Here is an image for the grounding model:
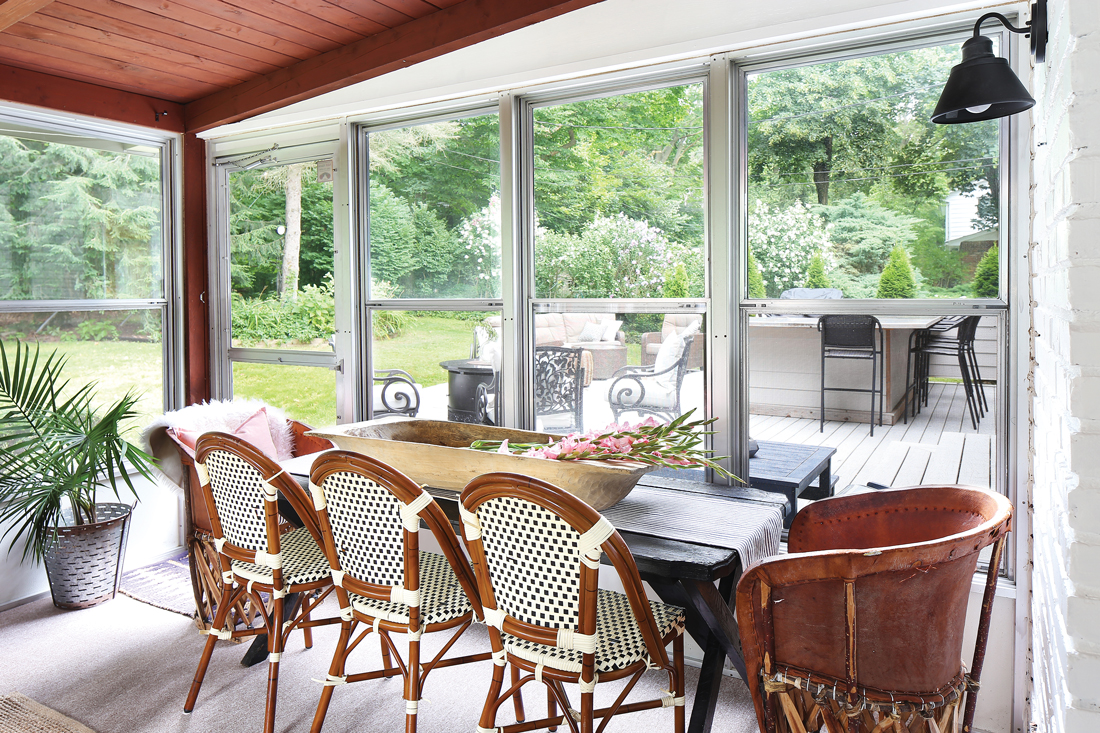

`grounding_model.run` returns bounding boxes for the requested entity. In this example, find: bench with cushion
[485,313,627,380]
